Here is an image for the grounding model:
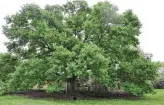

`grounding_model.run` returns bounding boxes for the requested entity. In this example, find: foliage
[156,72,164,82]
[0,81,6,95]
[7,58,47,92]
[120,59,159,96]
[0,53,18,94]
[1,1,158,96]
[0,53,18,82]
[154,62,164,89]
